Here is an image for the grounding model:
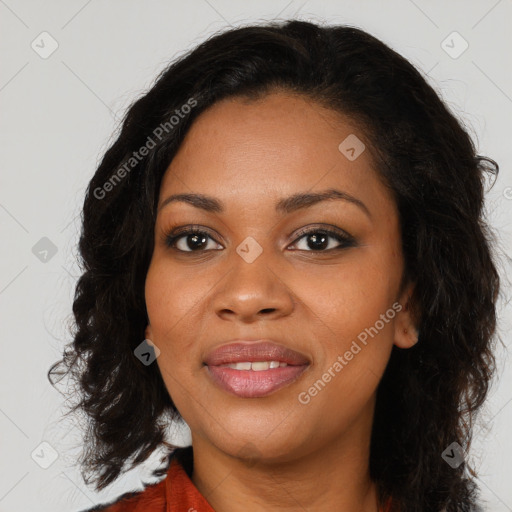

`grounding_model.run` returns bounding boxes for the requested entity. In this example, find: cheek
[297,276,395,430]
[145,260,212,346]
[144,262,203,408]
[298,254,399,343]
